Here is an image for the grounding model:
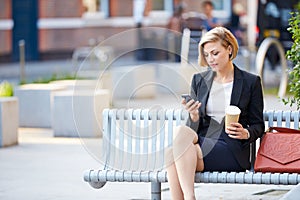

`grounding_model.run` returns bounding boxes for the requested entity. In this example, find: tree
[283,3,300,110]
